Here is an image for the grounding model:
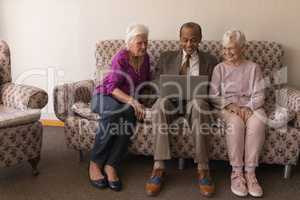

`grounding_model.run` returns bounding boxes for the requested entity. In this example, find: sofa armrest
[277,86,300,128]
[278,86,300,112]
[53,80,94,122]
[294,113,300,128]
[1,83,48,110]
